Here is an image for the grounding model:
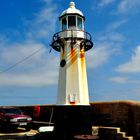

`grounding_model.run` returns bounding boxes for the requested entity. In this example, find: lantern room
[59,2,85,39]
[59,2,85,31]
